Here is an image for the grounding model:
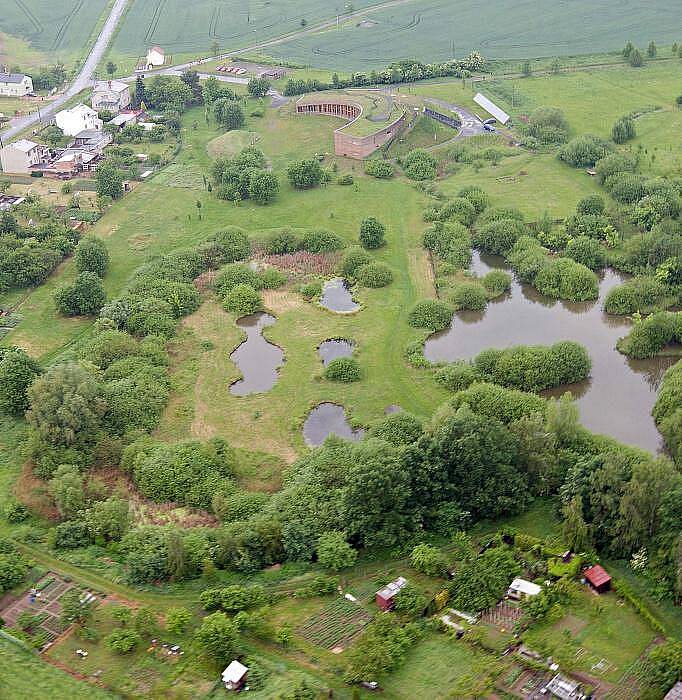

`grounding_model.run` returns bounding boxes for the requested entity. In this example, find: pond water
[424,252,677,453]
[303,402,365,447]
[229,312,284,396]
[320,278,360,313]
[384,404,402,414]
[318,339,355,366]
